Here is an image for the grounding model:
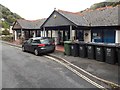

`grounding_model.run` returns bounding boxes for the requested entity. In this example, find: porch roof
[12,18,46,30]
